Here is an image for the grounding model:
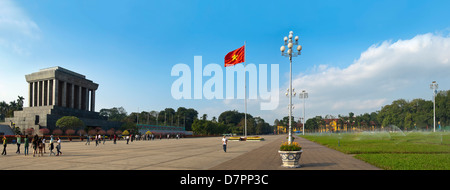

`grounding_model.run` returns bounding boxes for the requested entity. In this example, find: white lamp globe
[288,42,293,49]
